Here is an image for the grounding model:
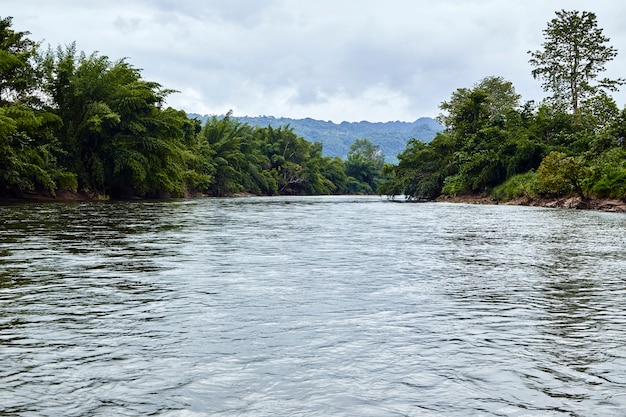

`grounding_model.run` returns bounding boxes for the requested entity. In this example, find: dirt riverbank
[0,190,102,203]
[3,191,626,213]
[436,194,626,213]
